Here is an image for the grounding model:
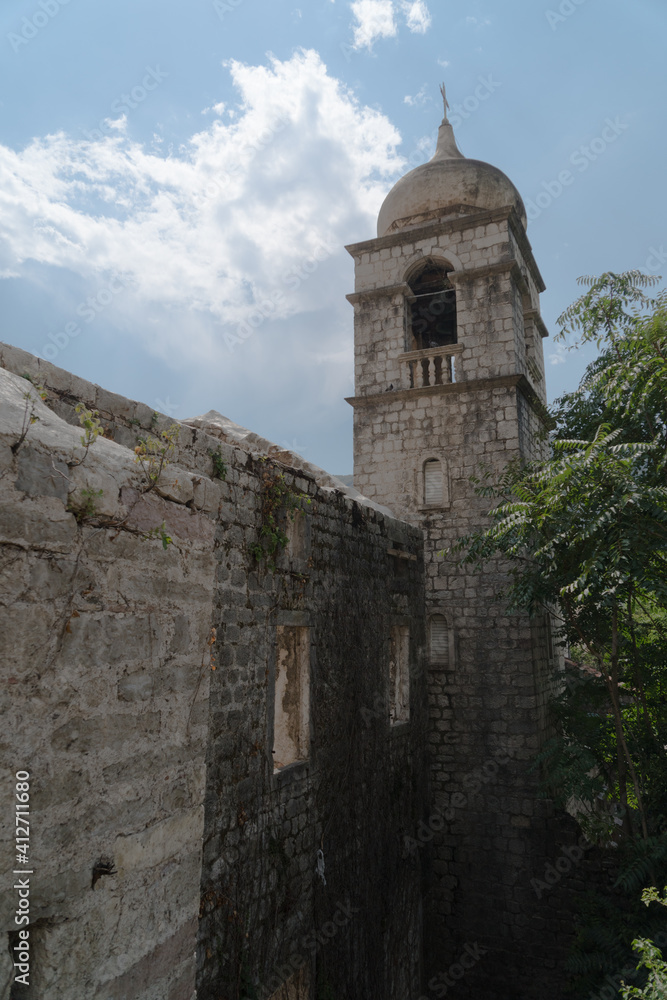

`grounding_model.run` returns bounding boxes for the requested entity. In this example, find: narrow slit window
[424,459,444,507]
[273,626,310,771]
[389,625,410,725]
[429,615,449,665]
